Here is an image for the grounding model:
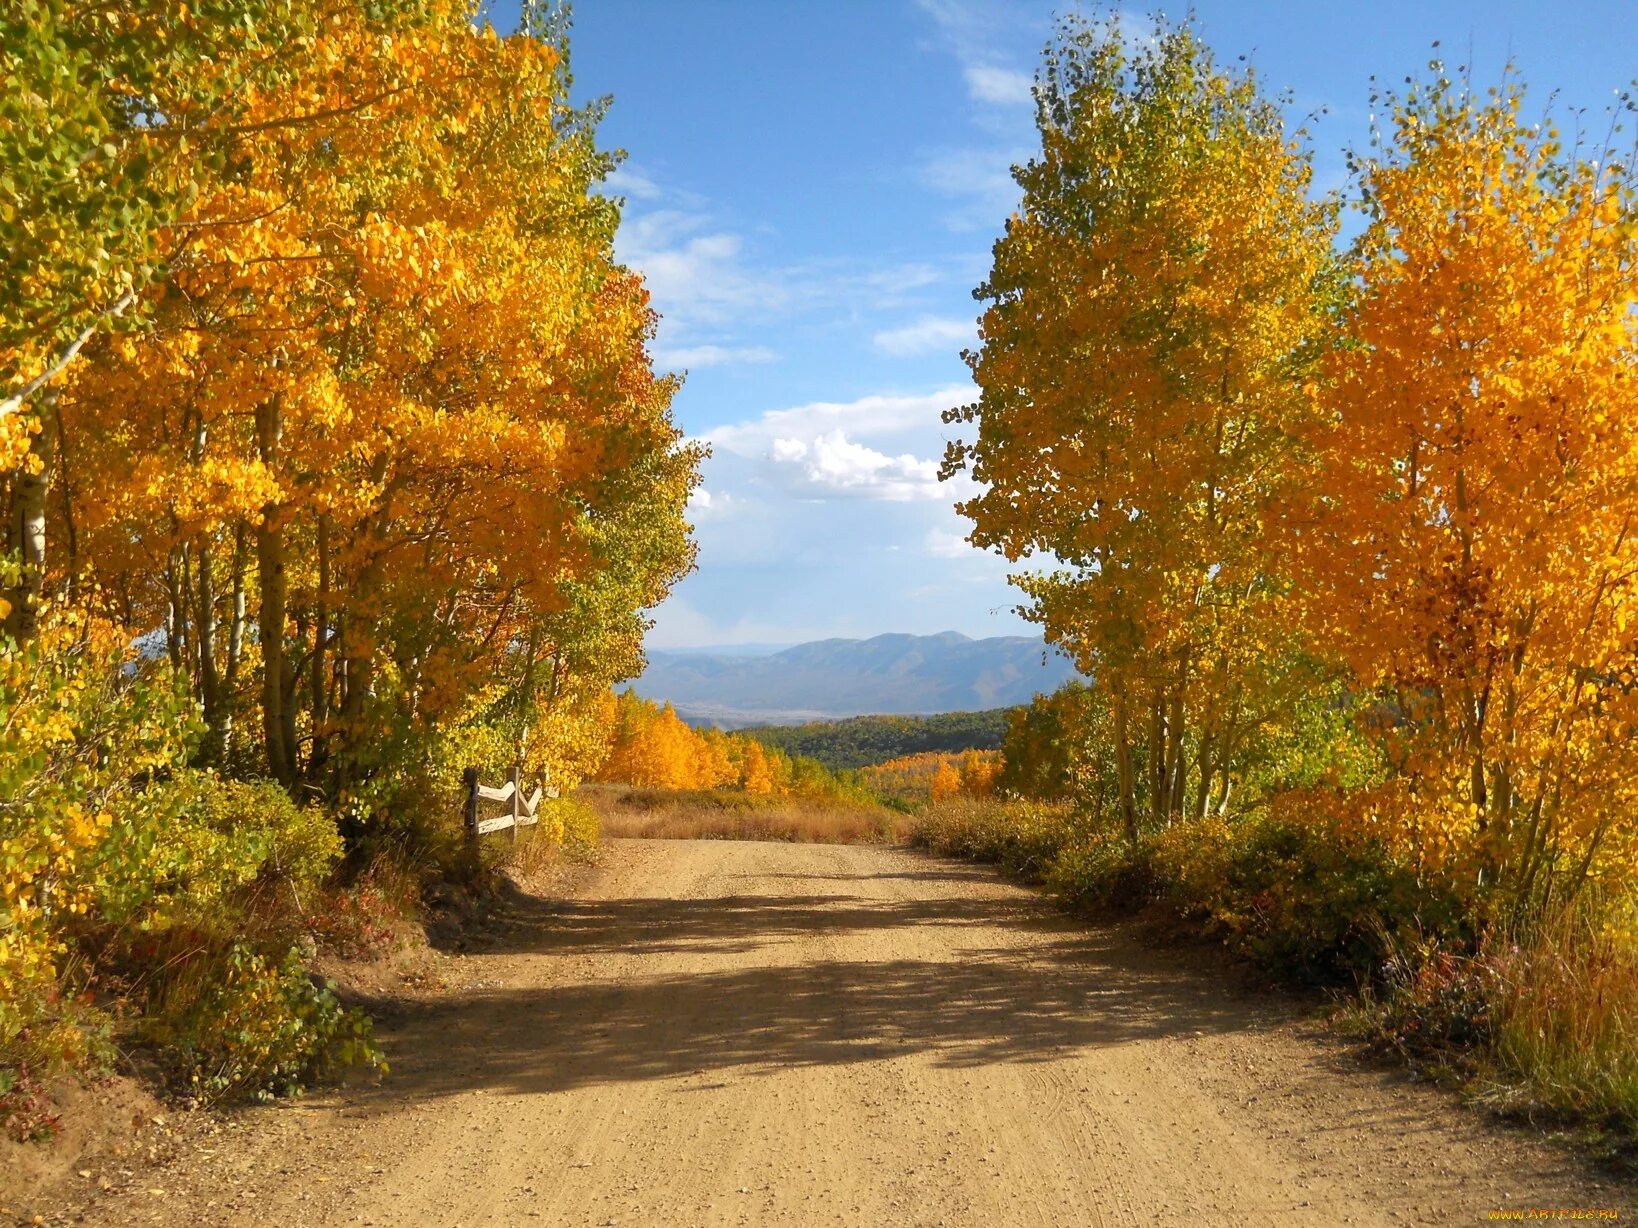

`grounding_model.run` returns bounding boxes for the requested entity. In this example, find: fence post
[462,766,480,868]
[507,760,522,844]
